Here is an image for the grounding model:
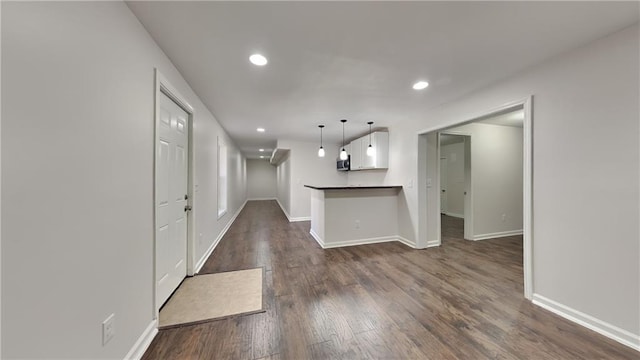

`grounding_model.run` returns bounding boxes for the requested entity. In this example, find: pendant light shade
[366,121,375,157]
[317,125,325,157]
[340,119,348,160]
